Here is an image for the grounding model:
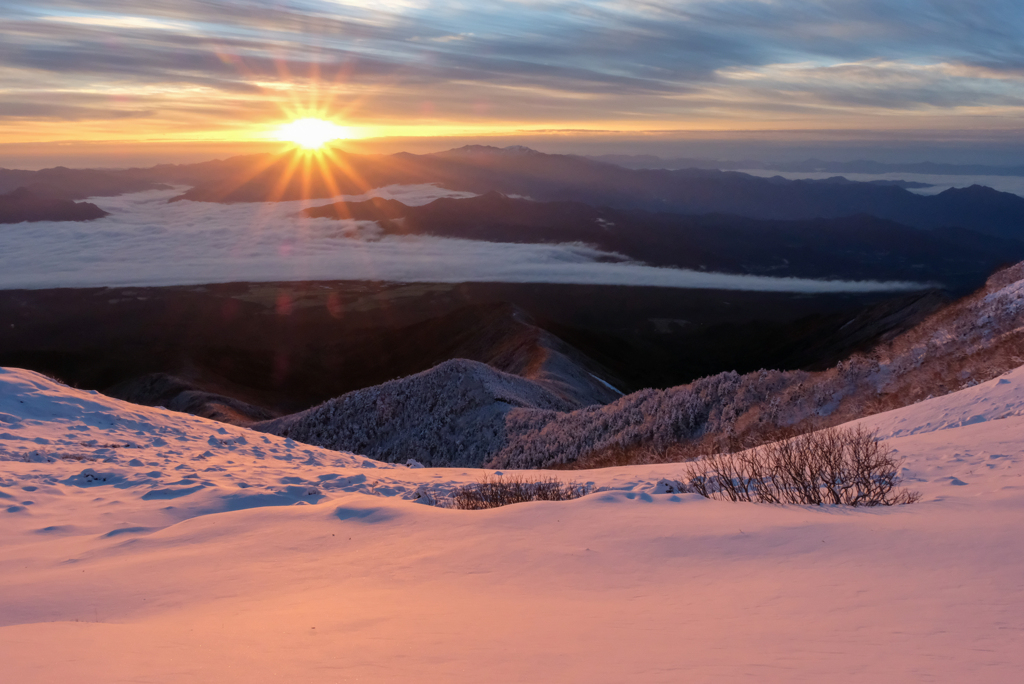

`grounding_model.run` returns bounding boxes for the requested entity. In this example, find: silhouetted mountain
[767,158,1024,177]
[0,167,168,200]
[0,187,109,223]
[166,146,1024,240]
[2,281,939,427]
[304,192,1024,291]
[587,154,1024,177]
[8,148,1024,239]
